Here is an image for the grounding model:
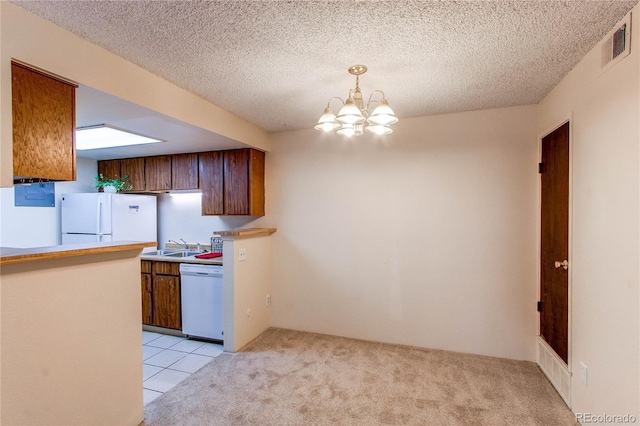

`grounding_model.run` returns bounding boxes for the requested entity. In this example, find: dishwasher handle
[179,263,223,276]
